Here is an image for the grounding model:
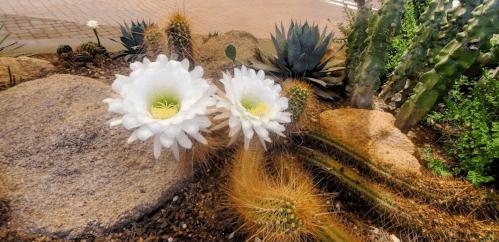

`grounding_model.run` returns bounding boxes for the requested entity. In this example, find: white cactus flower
[103,55,217,160]
[86,20,99,29]
[212,66,291,150]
